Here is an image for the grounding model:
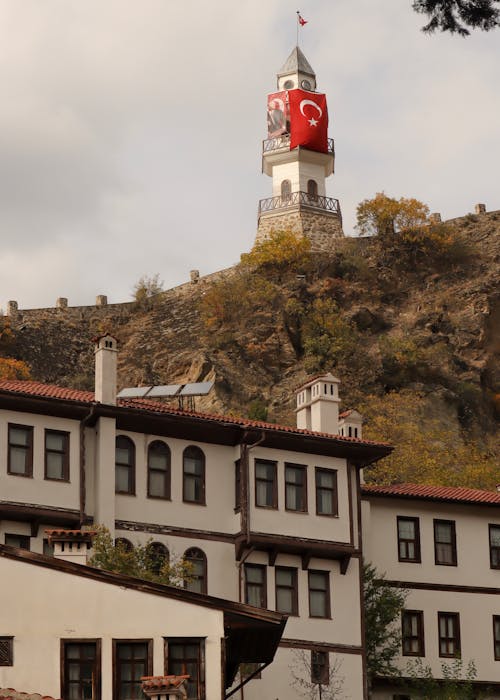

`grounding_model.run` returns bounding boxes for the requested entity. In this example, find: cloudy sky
[1,1,499,310]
